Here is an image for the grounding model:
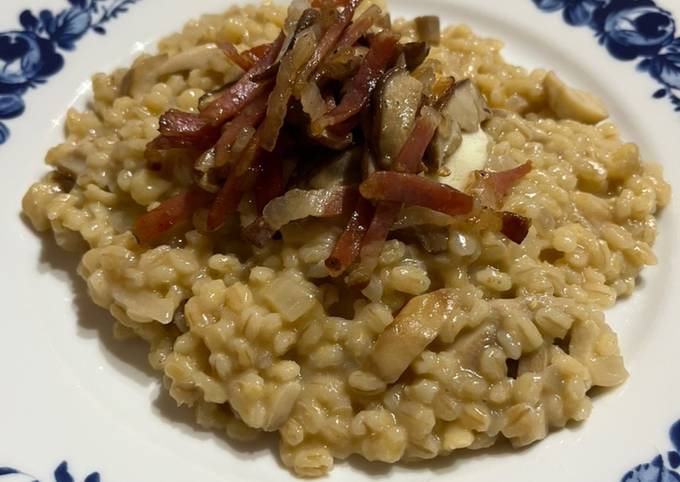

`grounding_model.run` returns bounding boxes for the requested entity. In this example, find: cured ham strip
[214,91,269,167]
[360,171,475,217]
[199,33,285,125]
[336,4,382,49]
[133,188,212,245]
[470,161,532,208]
[295,0,361,90]
[392,106,441,173]
[325,196,374,277]
[312,31,399,133]
[207,134,263,230]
